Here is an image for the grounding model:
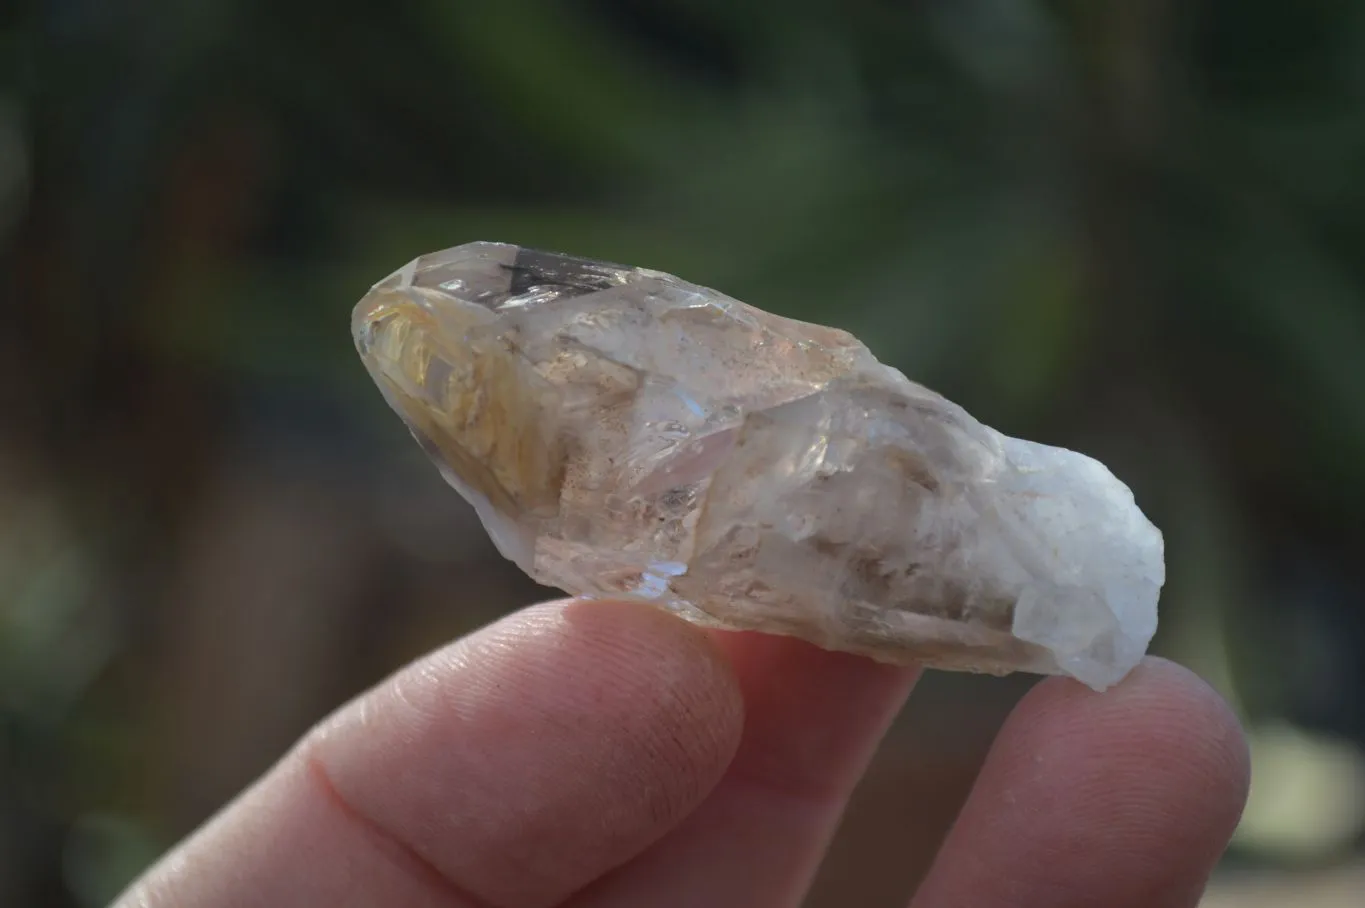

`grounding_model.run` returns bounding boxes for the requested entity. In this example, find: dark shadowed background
[5,1,1365,905]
